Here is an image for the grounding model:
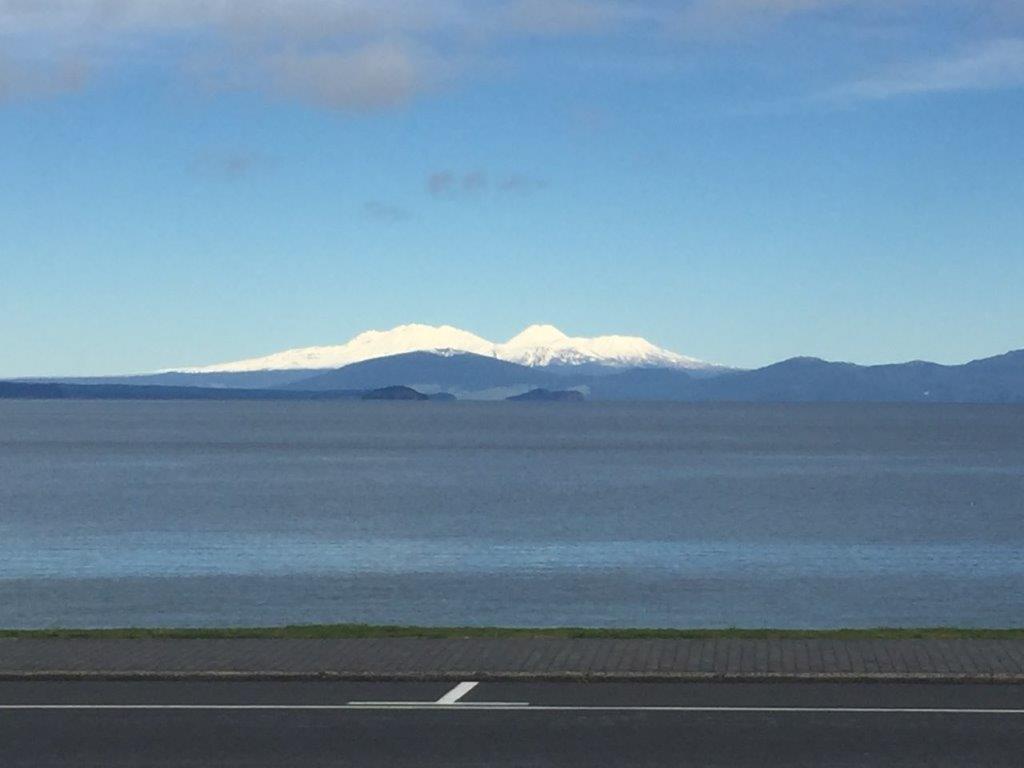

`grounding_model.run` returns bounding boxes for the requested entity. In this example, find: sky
[1,0,1023,376]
